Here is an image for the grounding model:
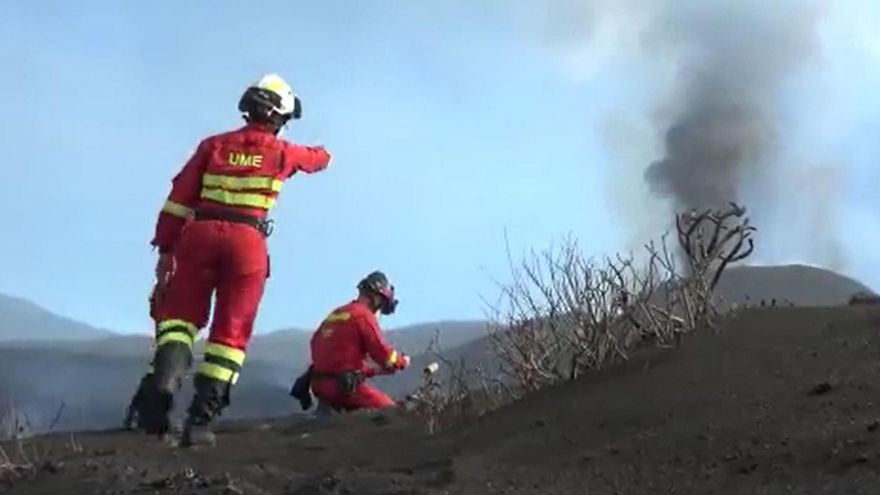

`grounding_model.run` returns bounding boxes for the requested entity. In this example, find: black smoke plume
[641,0,821,213]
